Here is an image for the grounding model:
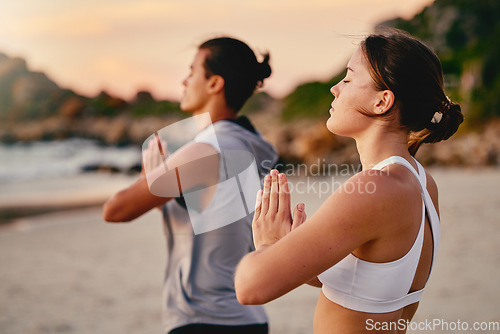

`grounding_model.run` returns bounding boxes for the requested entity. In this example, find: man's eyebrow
[346,66,354,72]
